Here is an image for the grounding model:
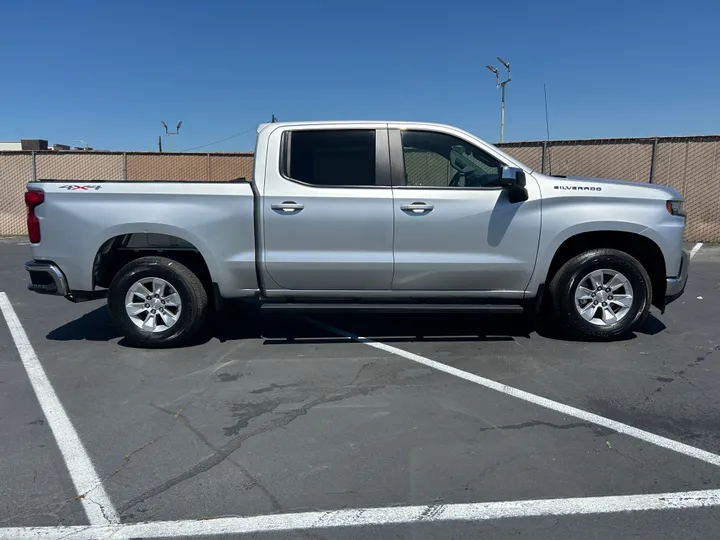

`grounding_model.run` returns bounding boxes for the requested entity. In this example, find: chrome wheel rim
[124,277,182,333]
[574,269,634,326]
